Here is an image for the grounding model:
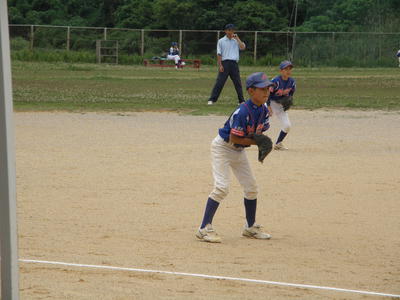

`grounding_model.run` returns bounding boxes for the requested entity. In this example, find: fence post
[66,26,70,51]
[179,30,182,55]
[331,32,335,60]
[103,27,107,40]
[30,25,34,50]
[254,31,258,64]
[141,29,144,56]
[0,1,20,299]
[217,31,220,42]
[291,31,297,61]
